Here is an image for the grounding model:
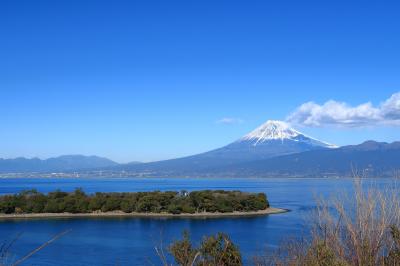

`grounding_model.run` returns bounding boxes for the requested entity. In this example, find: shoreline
[0,207,288,220]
